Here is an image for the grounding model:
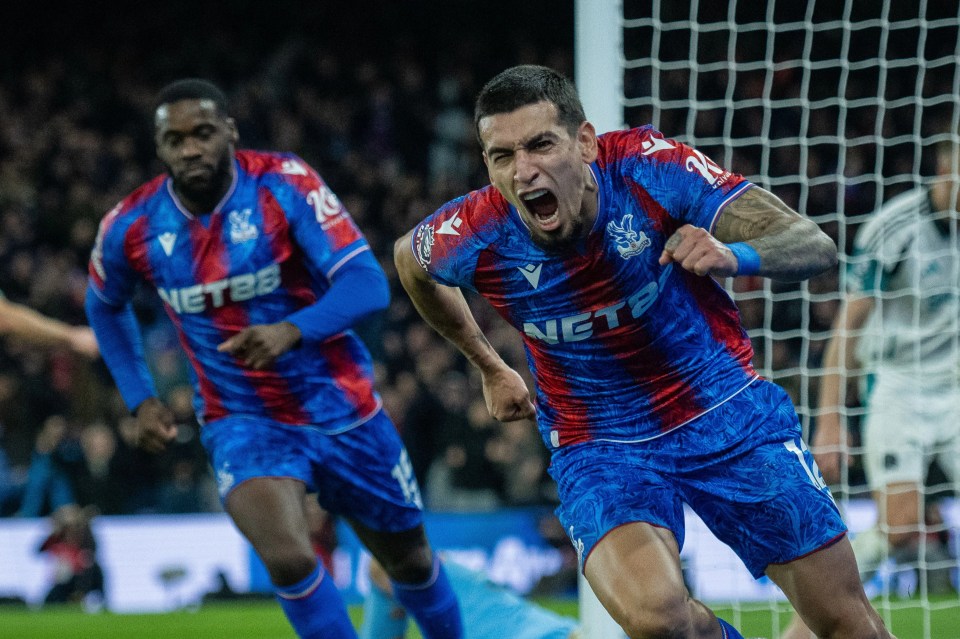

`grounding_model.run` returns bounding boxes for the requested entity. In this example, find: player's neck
[581,164,600,231]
